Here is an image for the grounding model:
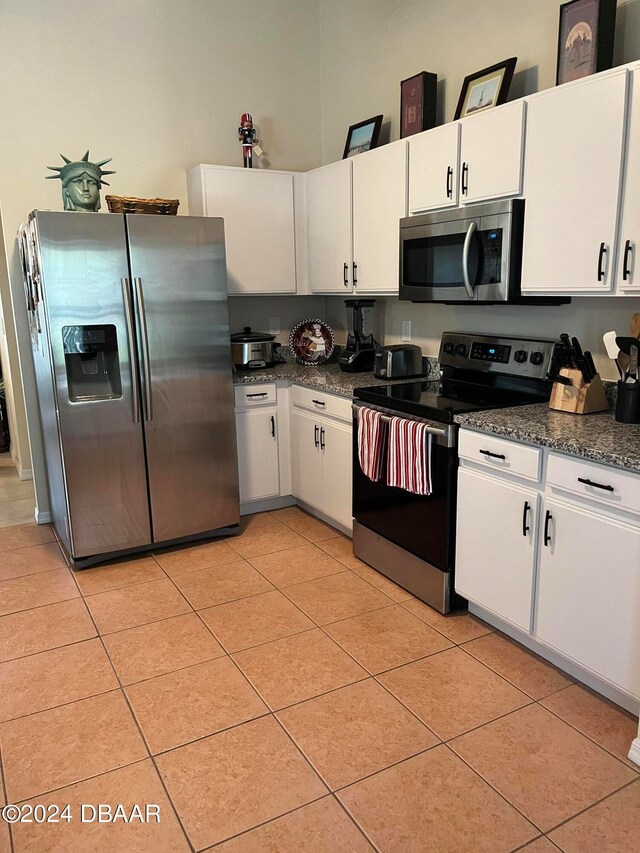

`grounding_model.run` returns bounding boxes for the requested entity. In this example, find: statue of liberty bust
[46,151,115,212]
